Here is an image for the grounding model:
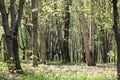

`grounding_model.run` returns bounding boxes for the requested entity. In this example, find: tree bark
[0,0,25,73]
[79,1,95,66]
[39,0,46,64]
[32,0,38,67]
[62,0,71,63]
[2,34,8,61]
[89,0,96,65]
[112,0,120,79]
